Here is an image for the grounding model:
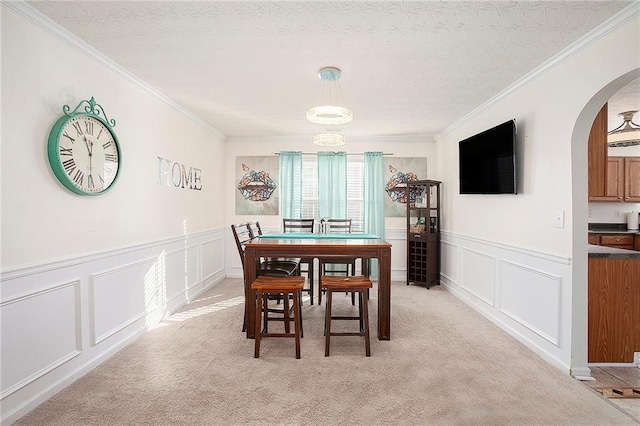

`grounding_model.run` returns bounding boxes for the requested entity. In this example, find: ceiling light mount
[608,110,640,147]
